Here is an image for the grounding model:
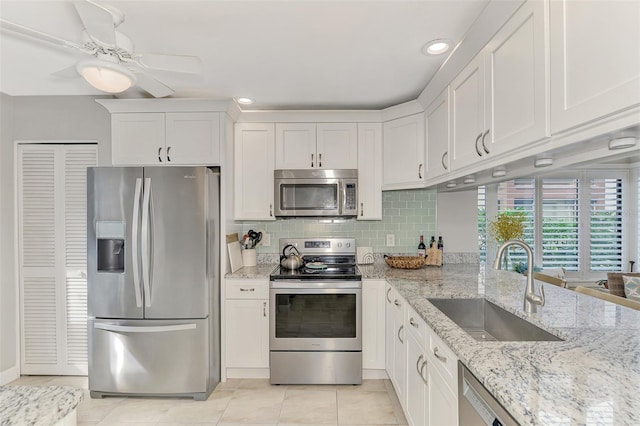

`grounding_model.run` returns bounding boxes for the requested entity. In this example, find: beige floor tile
[99,399,190,423]
[279,390,338,424]
[336,380,386,392]
[278,424,338,426]
[47,375,89,388]
[215,379,243,391]
[155,391,233,423]
[8,375,53,386]
[383,382,407,425]
[285,384,337,392]
[216,423,277,426]
[337,390,398,425]
[77,394,125,423]
[219,388,285,423]
[237,379,275,390]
